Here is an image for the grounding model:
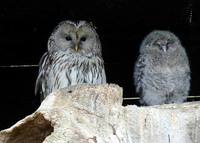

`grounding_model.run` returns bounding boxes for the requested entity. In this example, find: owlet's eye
[167,40,174,47]
[153,41,160,47]
[65,35,72,41]
[80,37,86,42]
